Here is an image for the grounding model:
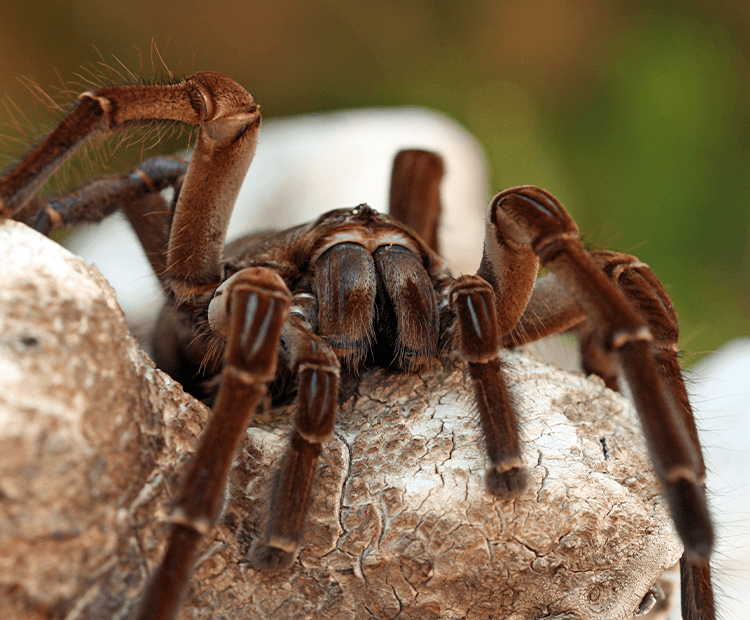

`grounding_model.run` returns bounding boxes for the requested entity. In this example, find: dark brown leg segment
[132,268,290,620]
[251,298,340,571]
[388,149,444,253]
[681,555,715,620]
[450,275,527,497]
